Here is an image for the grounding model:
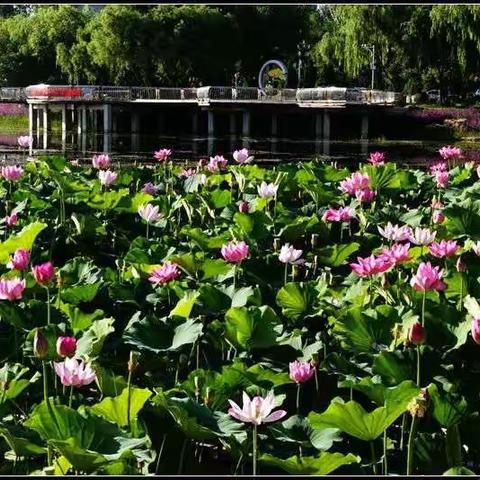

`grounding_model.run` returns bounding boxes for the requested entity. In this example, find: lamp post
[362,44,376,90]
